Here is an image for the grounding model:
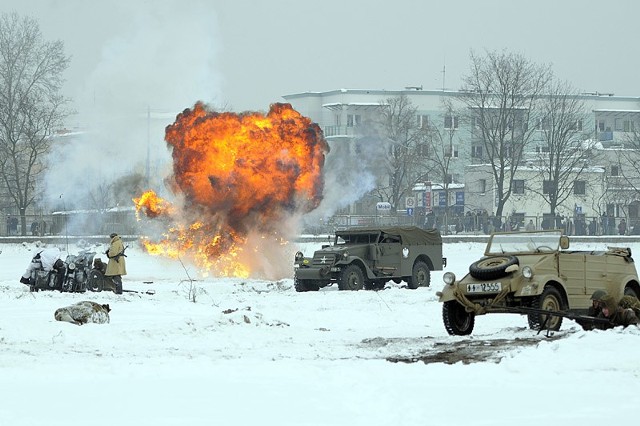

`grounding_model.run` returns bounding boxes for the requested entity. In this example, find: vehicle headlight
[68,262,76,270]
[522,266,533,279]
[295,251,304,261]
[443,272,456,285]
[343,251,349,259]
